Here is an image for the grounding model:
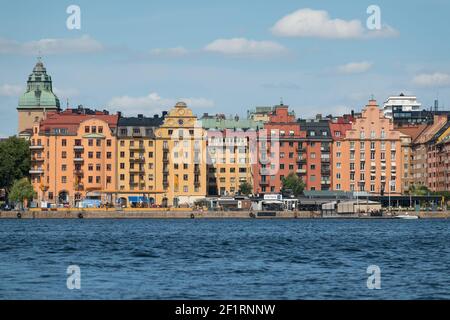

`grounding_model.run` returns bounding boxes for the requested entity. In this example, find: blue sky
[1,0,450,136]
